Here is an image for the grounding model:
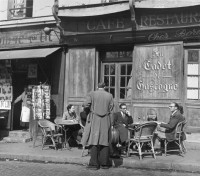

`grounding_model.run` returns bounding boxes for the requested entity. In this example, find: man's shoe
[101,165,110,169]
[86,165,99,170]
